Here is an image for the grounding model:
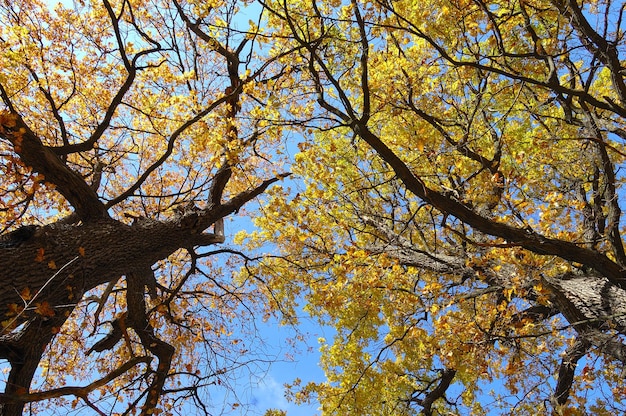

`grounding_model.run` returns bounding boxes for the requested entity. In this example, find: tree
[0,1,292,415]
[247,0,626,414]
[5,0,626,414]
